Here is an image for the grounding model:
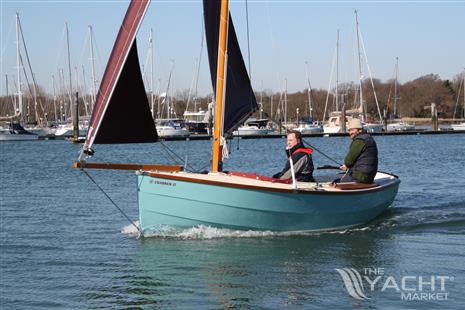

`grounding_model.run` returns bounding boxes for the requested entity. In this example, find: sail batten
[203,0,258,135]
[84,0,156,150]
